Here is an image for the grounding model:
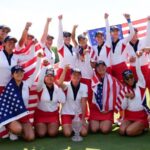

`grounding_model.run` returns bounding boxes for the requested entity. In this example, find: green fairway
[0,128,150,150]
